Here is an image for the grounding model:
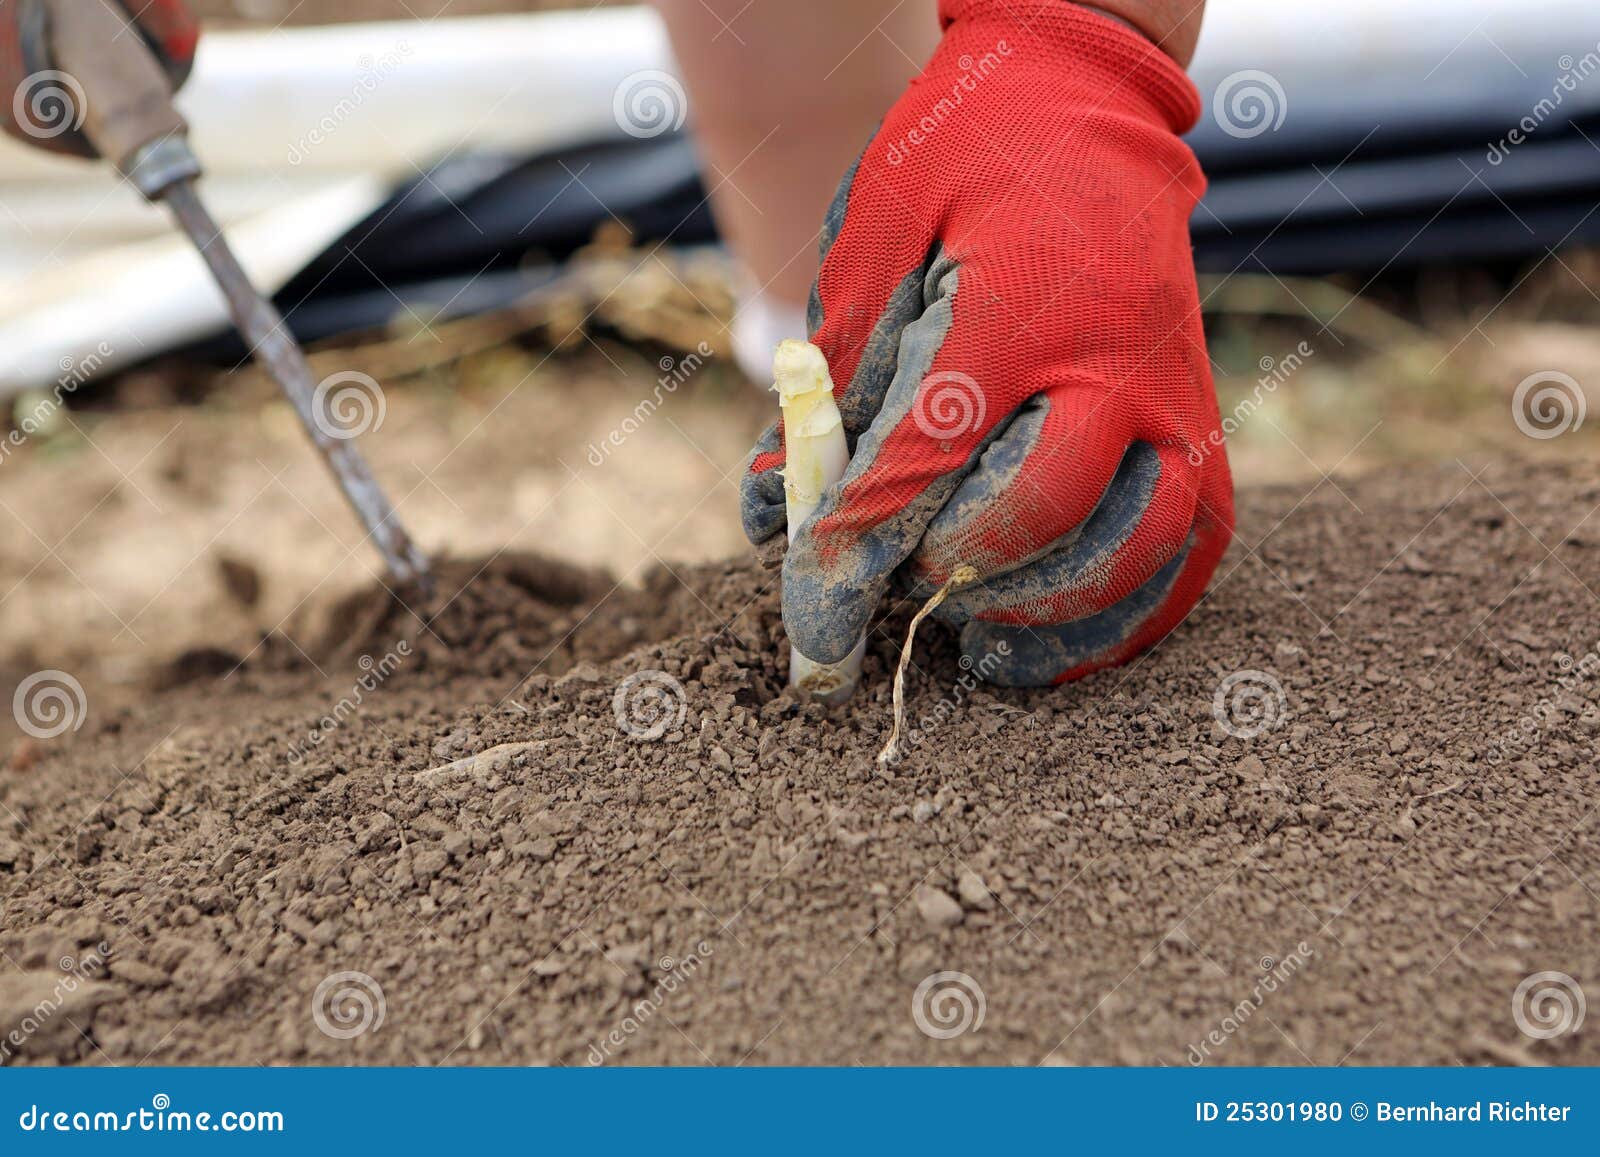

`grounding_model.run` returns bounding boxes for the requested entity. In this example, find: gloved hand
[741,0,1233,687]
[0,0,198,156]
